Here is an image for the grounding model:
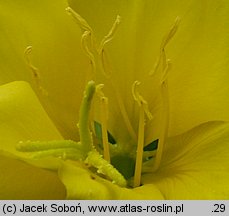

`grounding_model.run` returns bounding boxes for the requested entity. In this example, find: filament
[132,81,153,187]
[152,60,170,171]
[133,103,145,187]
